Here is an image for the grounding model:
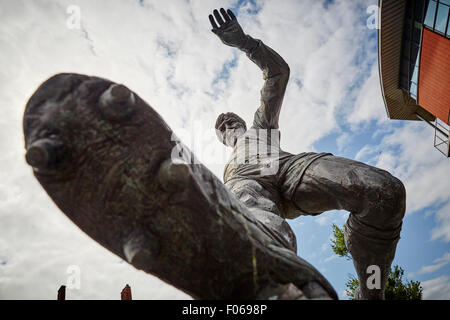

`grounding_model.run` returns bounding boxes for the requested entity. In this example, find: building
[378,0,450,157]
